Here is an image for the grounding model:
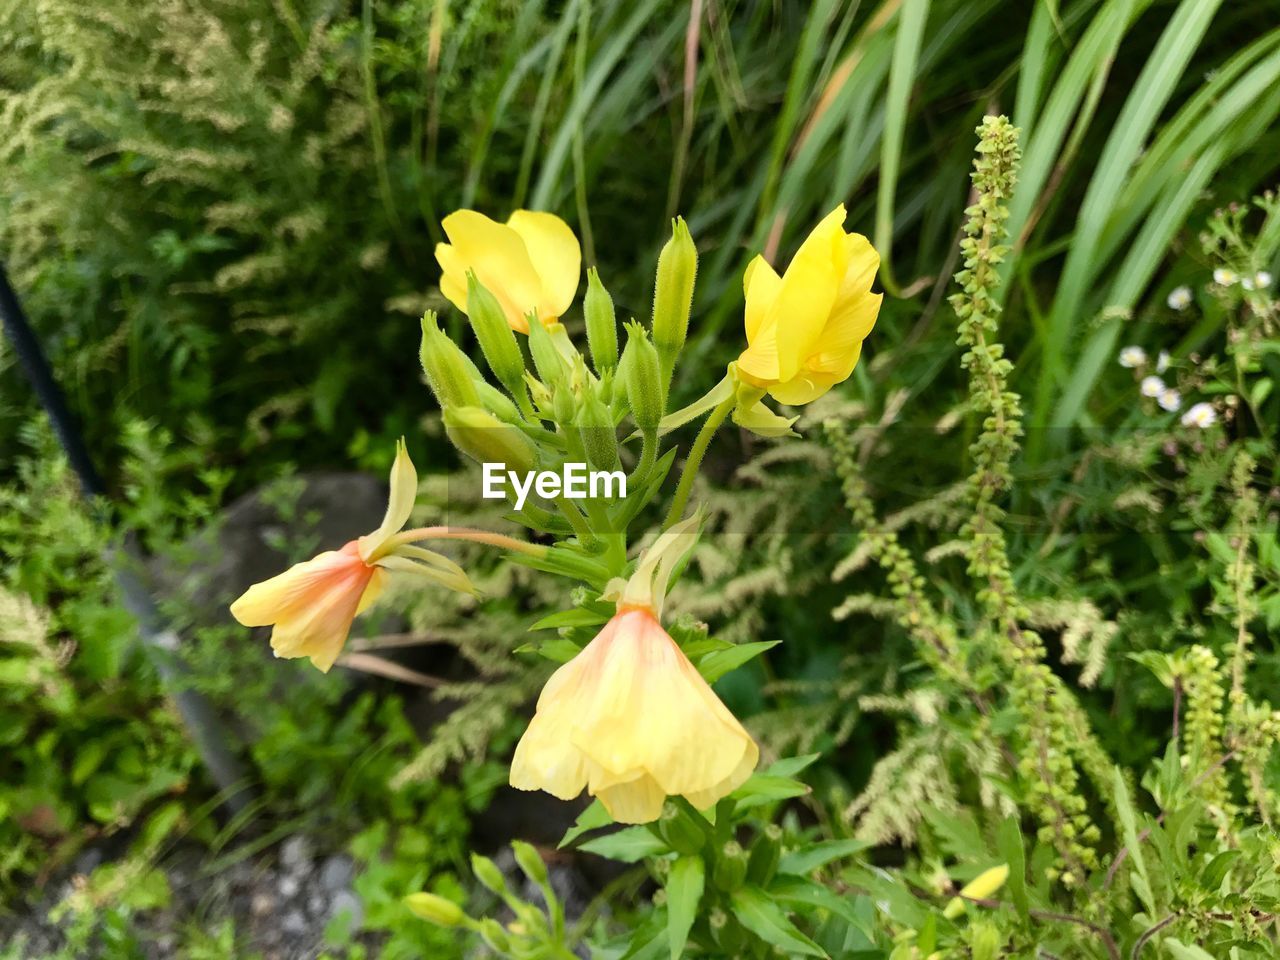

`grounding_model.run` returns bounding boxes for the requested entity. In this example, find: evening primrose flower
[1140,376,1165,399]
[1182,402,1217,428]
[435,210,581,334]
[1159,388,1181,412]
[510,516,758,823]
[230,441,476,672]
[1166,286,1192,311]
[735,205,882,405]
[1118,346,1146,368]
